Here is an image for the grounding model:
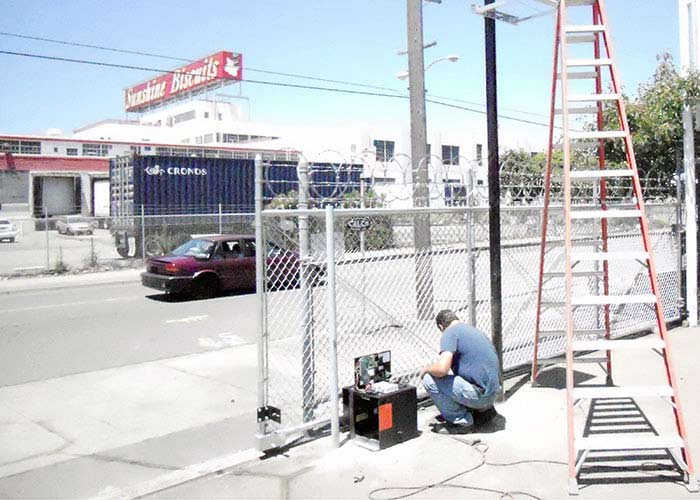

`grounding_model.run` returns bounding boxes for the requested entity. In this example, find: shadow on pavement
[145,288,255,303]
[532,366,596,389]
